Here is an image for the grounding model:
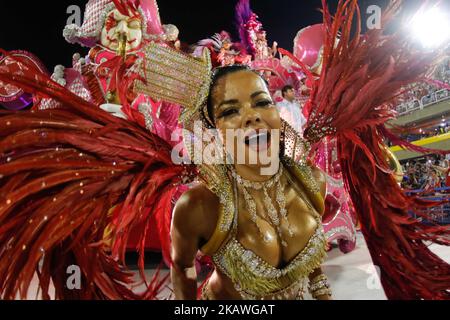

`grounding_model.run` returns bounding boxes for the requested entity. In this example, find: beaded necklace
[230,165,294,247]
